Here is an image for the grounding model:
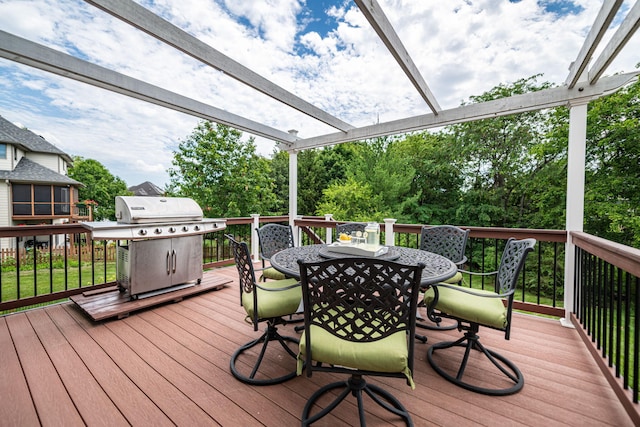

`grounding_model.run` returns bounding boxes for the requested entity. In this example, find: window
[0,144,6,159]
[54,187,70,214]
[34,185,51,202]
[12,184,31,202]
[12,184,72,217]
